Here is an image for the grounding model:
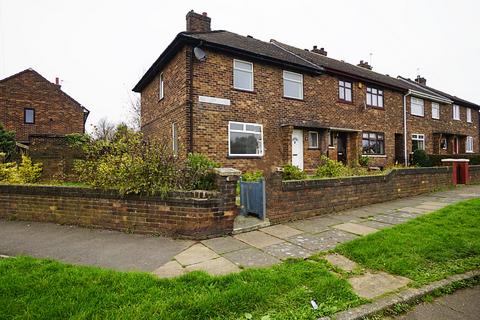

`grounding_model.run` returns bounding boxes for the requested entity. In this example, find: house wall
[140,47,189,155]
[0,70,85,142]
[190,49,405,172]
